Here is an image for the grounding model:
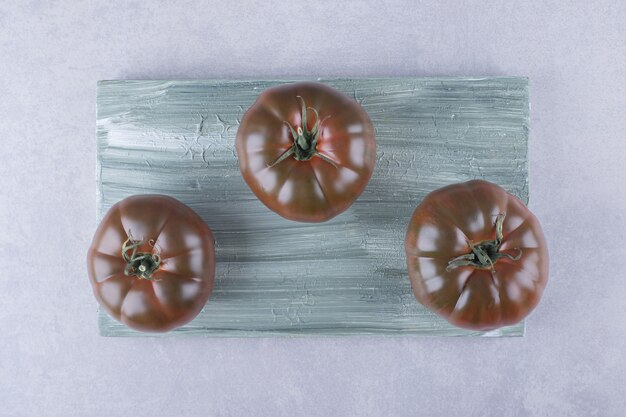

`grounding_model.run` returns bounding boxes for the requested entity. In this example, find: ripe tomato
[404,180,549,330]
[236,82,376,222]
[87,195,215,332]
